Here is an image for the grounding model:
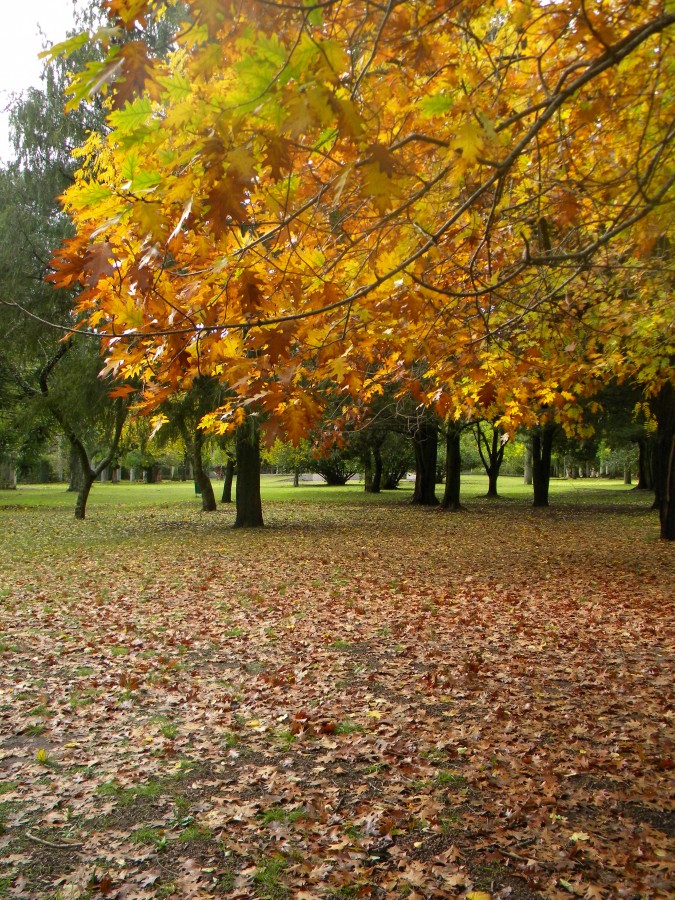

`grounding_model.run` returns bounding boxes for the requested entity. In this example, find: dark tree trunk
[293,467,300,488]
[363,449,373,492]
[234,422,264,528]
[532,424,556,507]
[222,457,235,502]
[441,426,462,510]
[193,428,217,511]
[623,462,632,485]
[523,443,533,485]
[636,437,655,491]
[652,382,675,540]
[372,443,382,493]
[74,471,95,520]
[487,466,499,498]
[475,424,506,498]
[67,444,83,492]
[322,469,349,486]
[364,440,383,494]
[382,472,402,490]
[70,408,125,520]
[411,418,439,506]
